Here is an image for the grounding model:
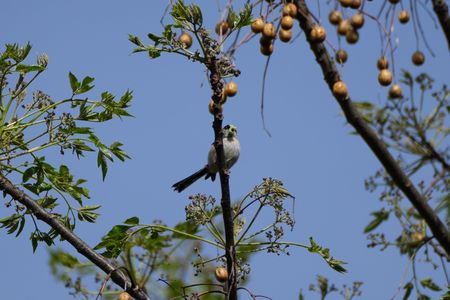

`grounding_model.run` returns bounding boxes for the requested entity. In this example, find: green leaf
[236,3,252,28]
[97,151,108,180]
[50,250,79,268]
[0,214,23,235]
[147,33,163,44]
[30,231,54,252]
[171,0,202,26]
[162,24,174,41]
[124,217,139,225]
[308,237,347,273]
[400,69,414,86]
[131,46,148,54]
[109,141,130,161]
[22,166,38,183]
[16,64,45,73]
[76,76,95,94]
[439,290,450,300]
[421,278,442,292]
[68,72,80,93]
[173,220,199,238]
[128,34,145,47]
[37,196,58,210]
[16,217,26,237]
[353,101,376,111]
[148,46,162,59]
[403,282,413,300]
[227,7,237,29]
[77,205,101,223]
[94,223,134,258]
[364,209,389,233]
[31,234,38,252]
